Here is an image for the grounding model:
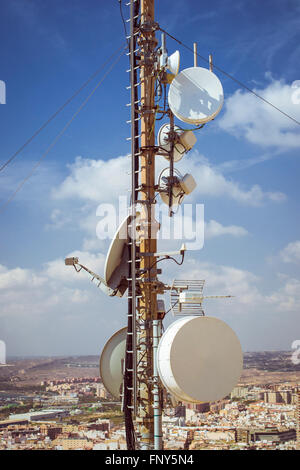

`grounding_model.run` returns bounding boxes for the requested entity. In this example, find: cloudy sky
[0,0,300,356]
